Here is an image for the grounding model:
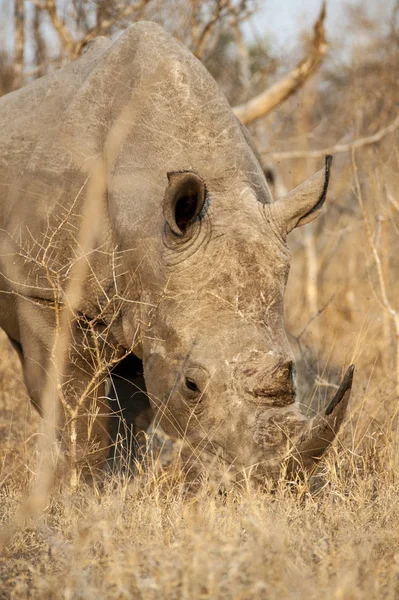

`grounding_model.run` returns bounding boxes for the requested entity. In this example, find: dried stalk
[303,224,319,339]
